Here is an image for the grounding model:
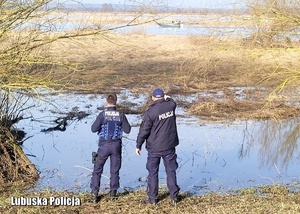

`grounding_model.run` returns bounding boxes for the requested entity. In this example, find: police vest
[98,110,123,141]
